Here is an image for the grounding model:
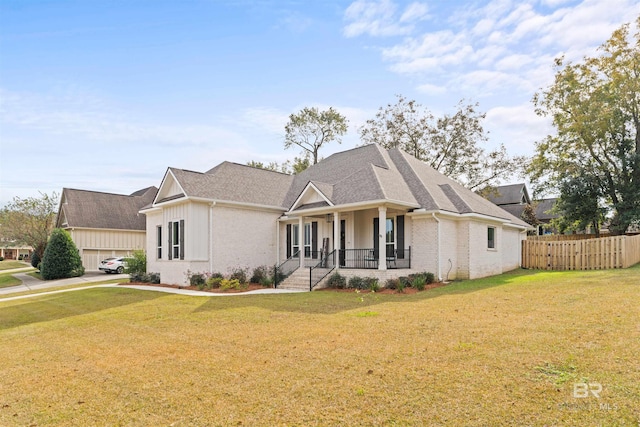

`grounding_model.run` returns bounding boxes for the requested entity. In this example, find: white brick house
[141,144,530,286]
